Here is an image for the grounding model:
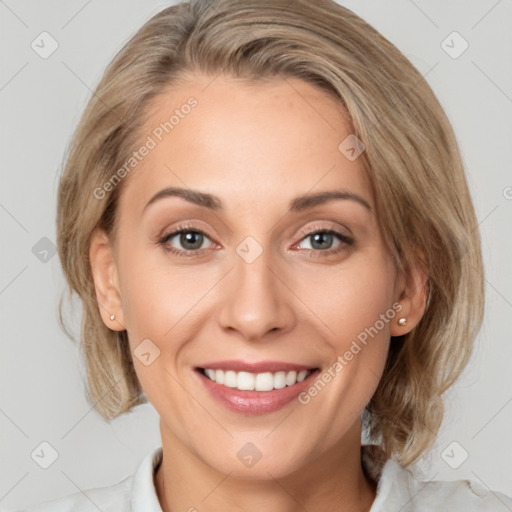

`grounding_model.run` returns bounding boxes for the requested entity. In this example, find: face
[93,73,413,479]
